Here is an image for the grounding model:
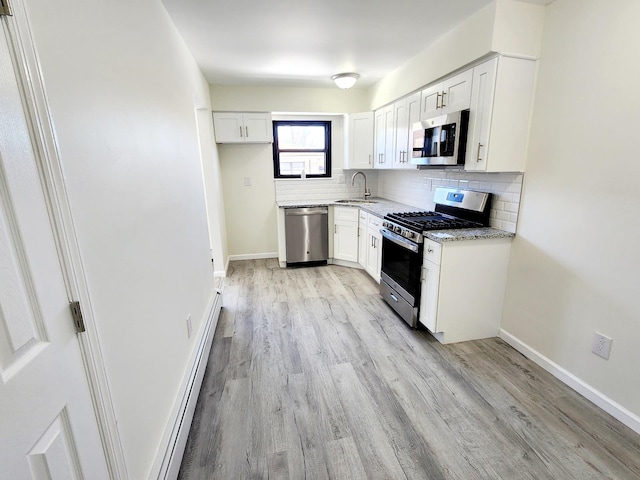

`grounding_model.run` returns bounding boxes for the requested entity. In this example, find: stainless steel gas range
[379,188,492,327]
